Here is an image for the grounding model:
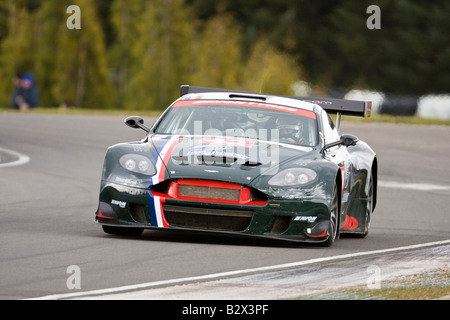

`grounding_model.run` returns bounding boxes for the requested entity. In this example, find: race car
[95,85,377,246]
